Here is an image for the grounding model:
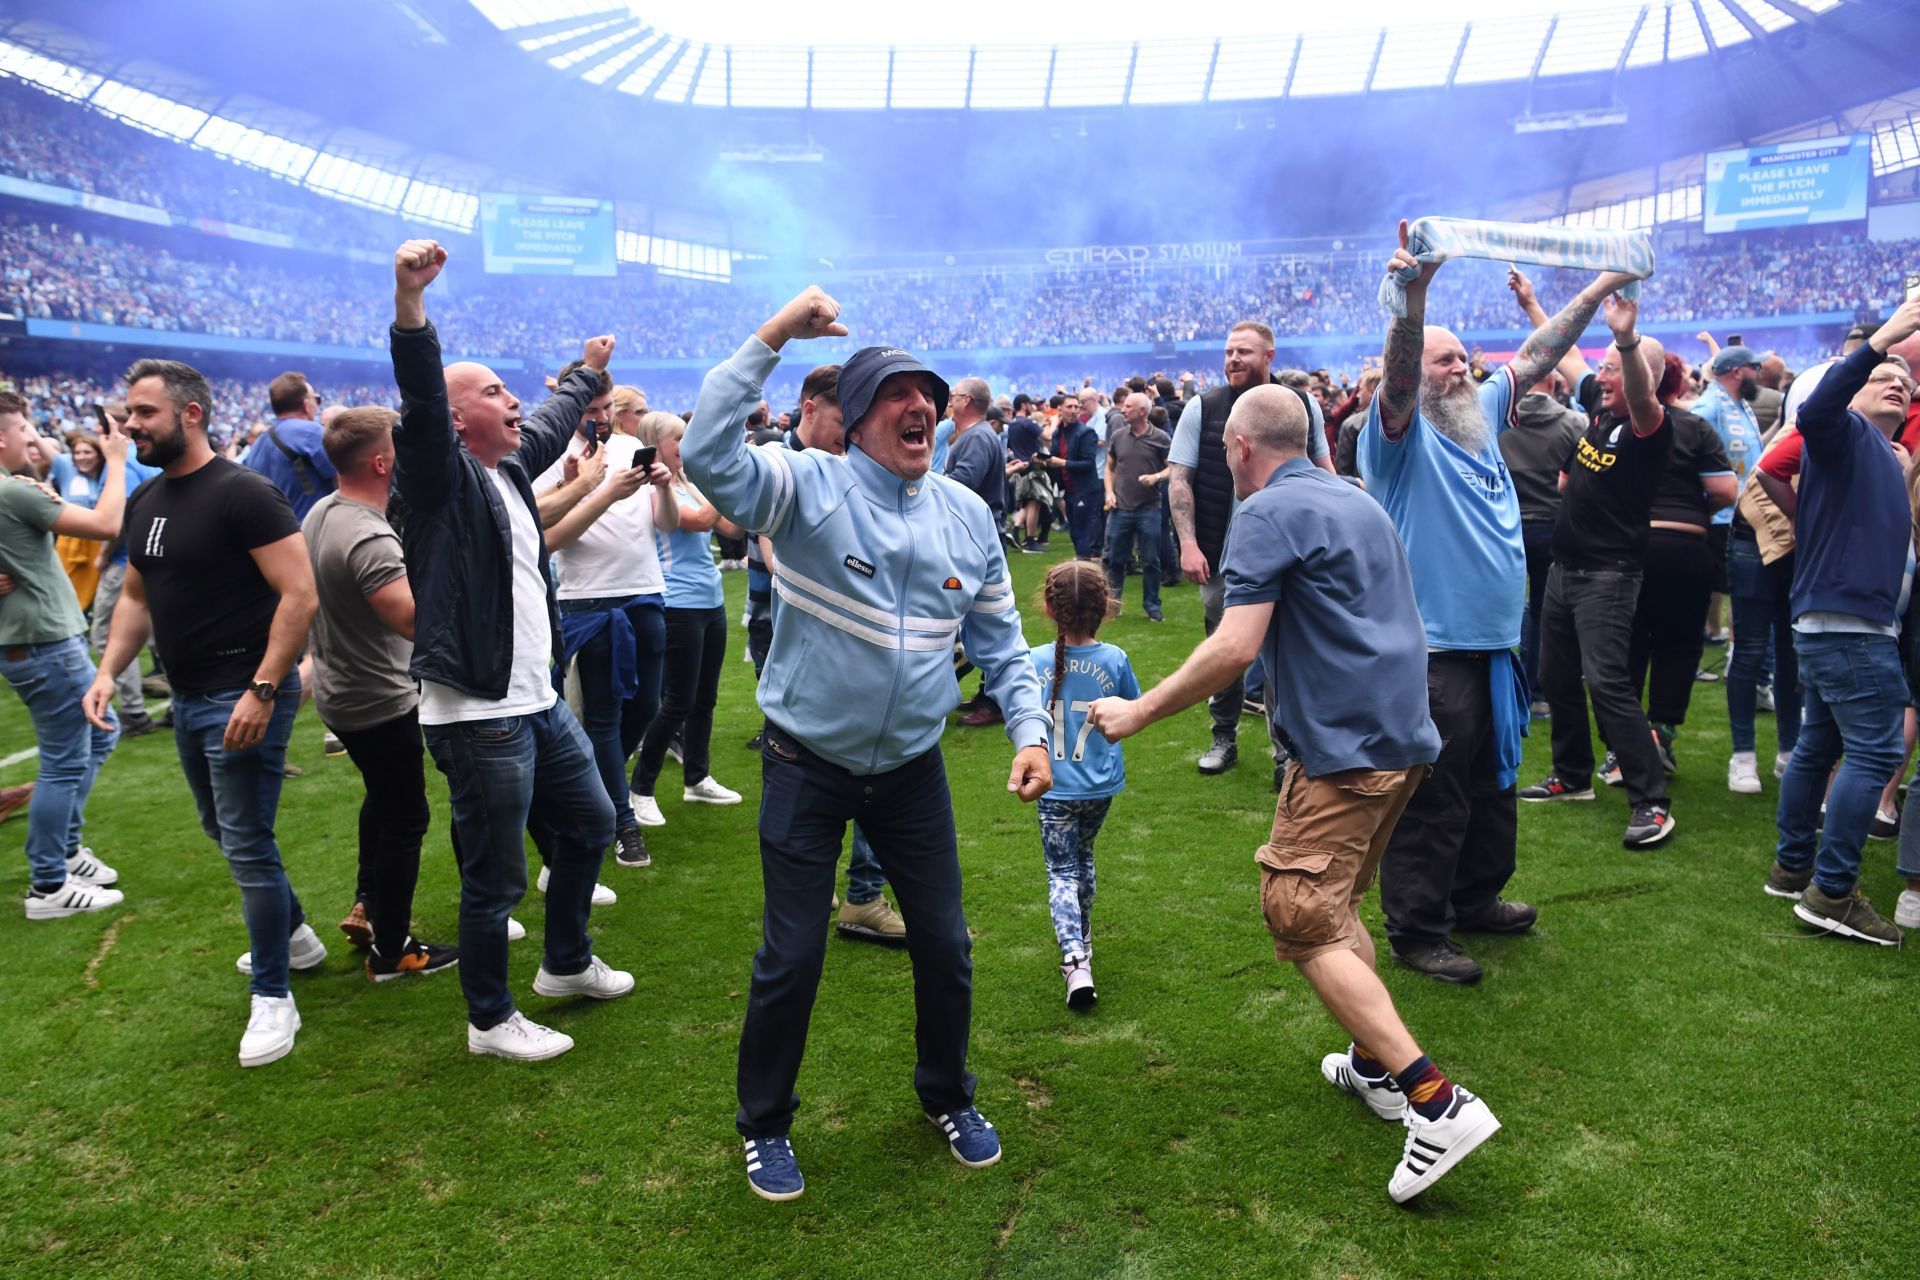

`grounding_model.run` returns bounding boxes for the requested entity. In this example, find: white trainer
[64,846,119,887]
[532,954,635,1000]
[1320,1046,1407,1122]
[630,793,665,827]
[534,864,616,906]
[237,993,300,1068]
[683,776,742,806]
[1727,753,1762,795]
[1774,750,1794,780]
[1896,889,1920,930]
[1388,1088,1501,1203]
[236,922,328,976]
[506,916,527,942]
[1061,955,1097,1011]
[468,1011,574,1061]
[24,882,125,920]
